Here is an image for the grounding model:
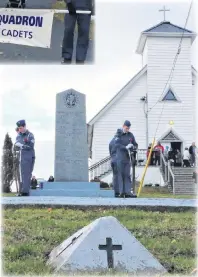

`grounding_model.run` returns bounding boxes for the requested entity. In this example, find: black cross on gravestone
[98,237,122,269]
